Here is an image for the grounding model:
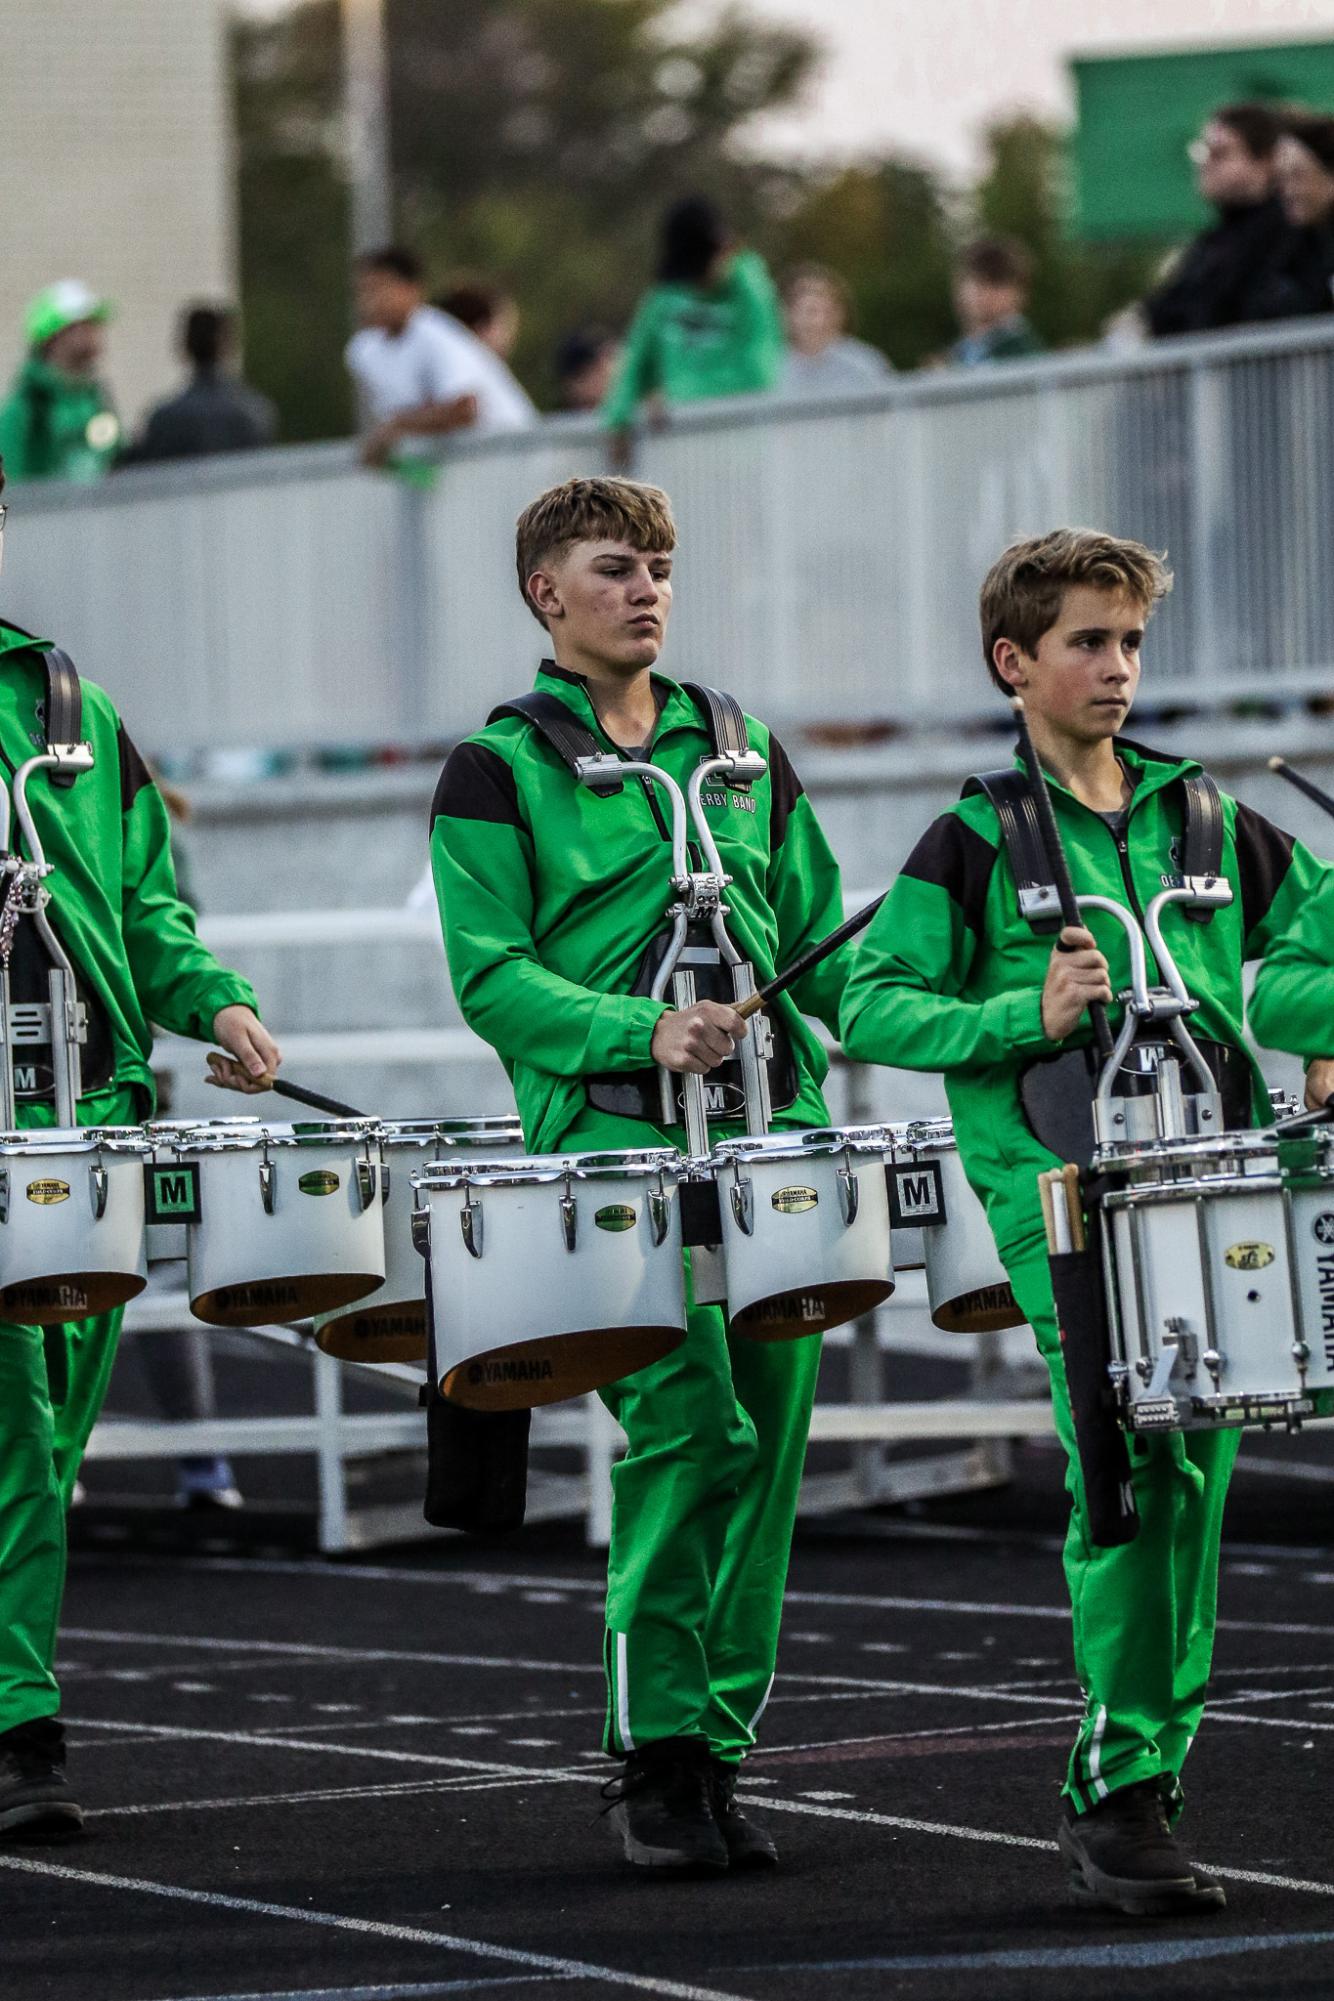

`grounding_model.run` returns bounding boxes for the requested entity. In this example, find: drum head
[190,1268,384,1328]
[0,1269,147,1325]
[314,1297,427,1365]
[441,1322,684,1411]
[930,1281,1025,1334]
[731,1275,894,1343]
